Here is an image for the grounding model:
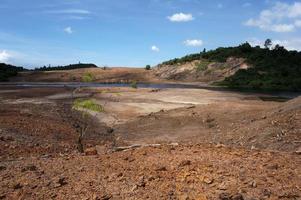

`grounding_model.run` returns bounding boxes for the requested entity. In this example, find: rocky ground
[0,86,300,199]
